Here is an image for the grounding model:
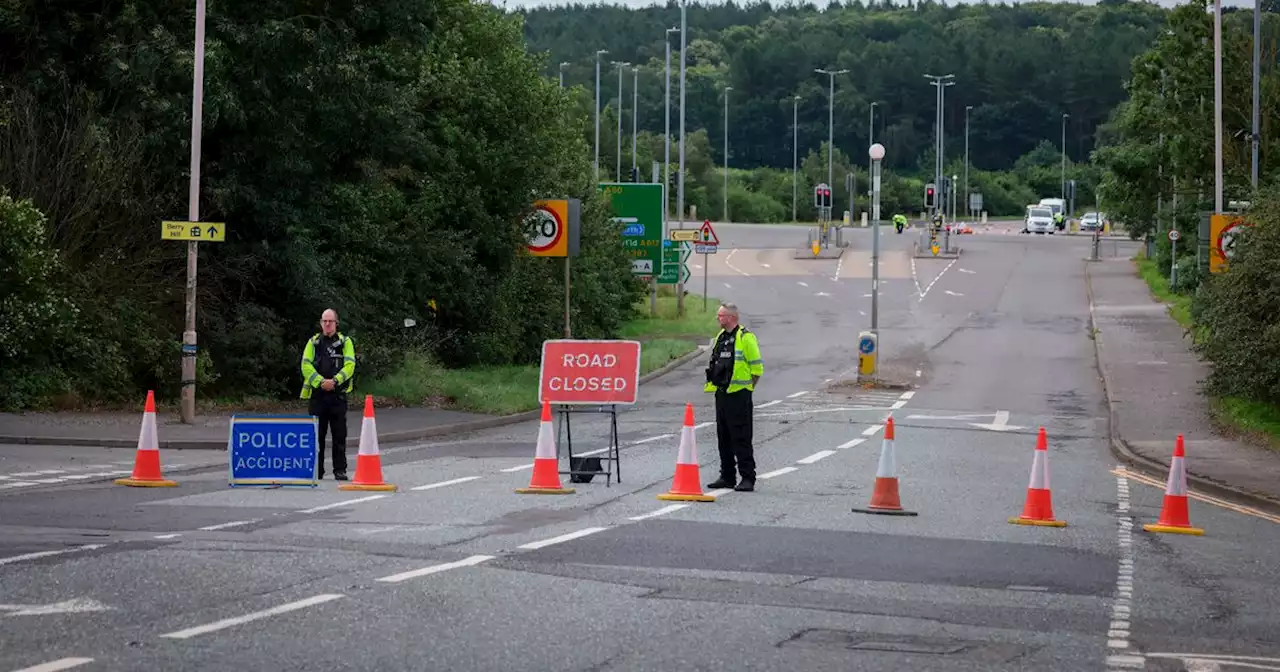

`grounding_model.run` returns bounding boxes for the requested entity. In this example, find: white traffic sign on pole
[1167,229,1180,242]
